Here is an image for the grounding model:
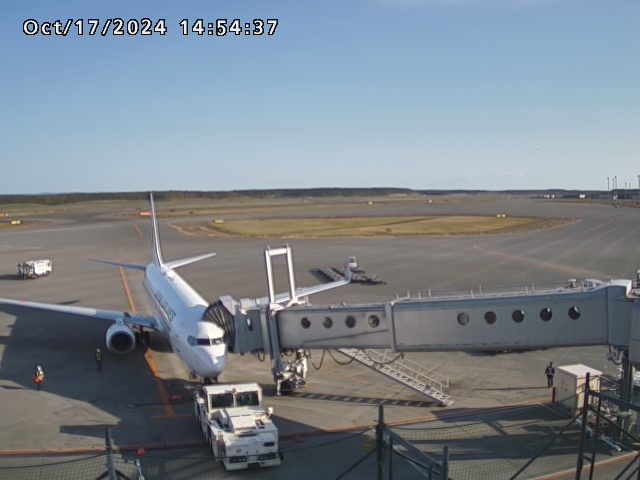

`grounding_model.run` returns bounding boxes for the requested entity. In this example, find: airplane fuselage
[142,263,226,379]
